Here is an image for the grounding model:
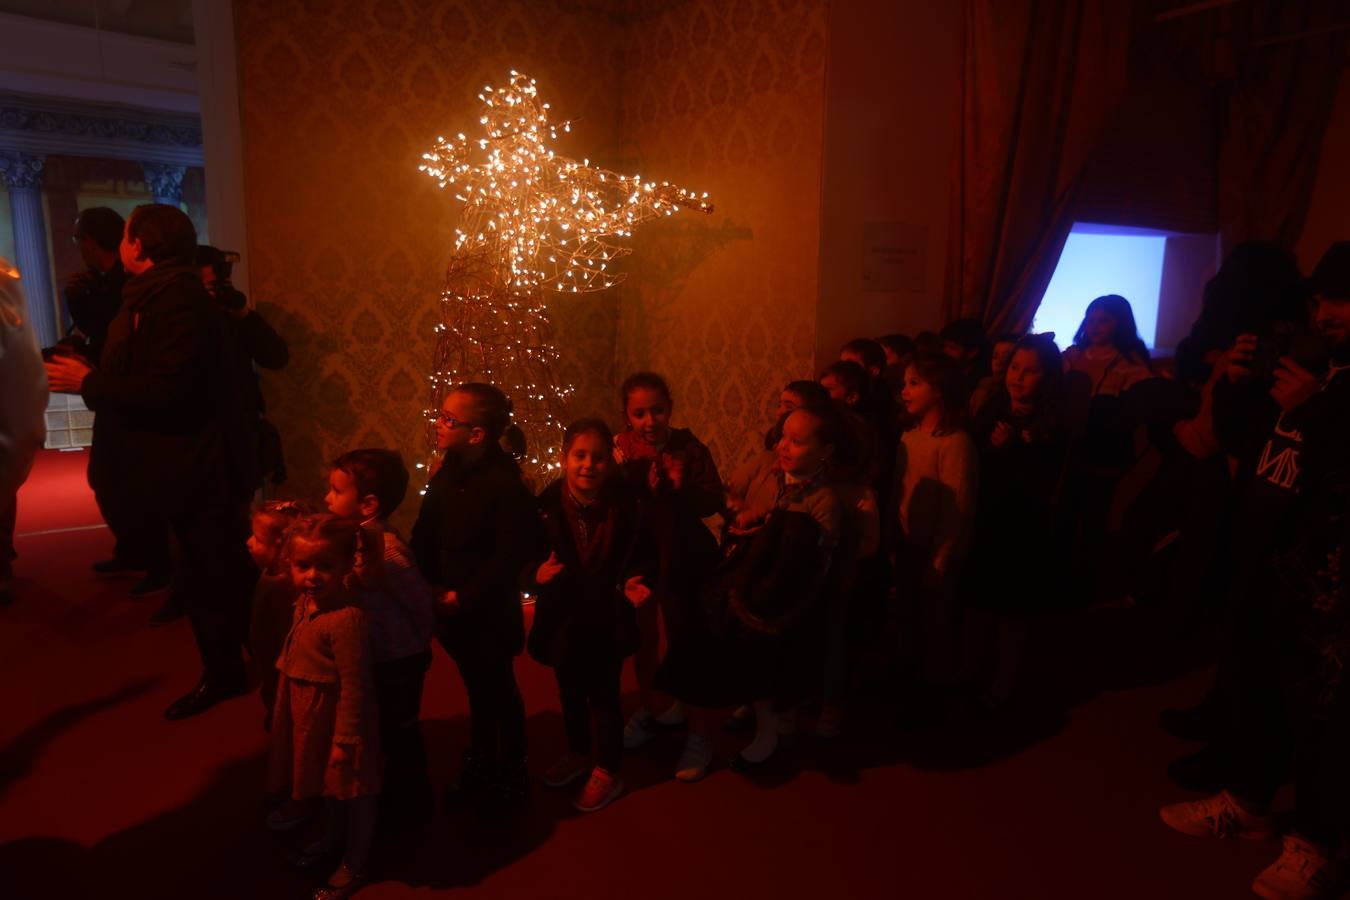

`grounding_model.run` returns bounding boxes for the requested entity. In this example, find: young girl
[658,406,843,775]
[247,499,311,731]
[266,514,380,900]
[409,383,541,813]
[963,335,1068,708]
[612,373,722,751]
[895,353,978,699]
[528,419,653,812]
[1063,294,1153,399]
[1061,295,1153,603]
